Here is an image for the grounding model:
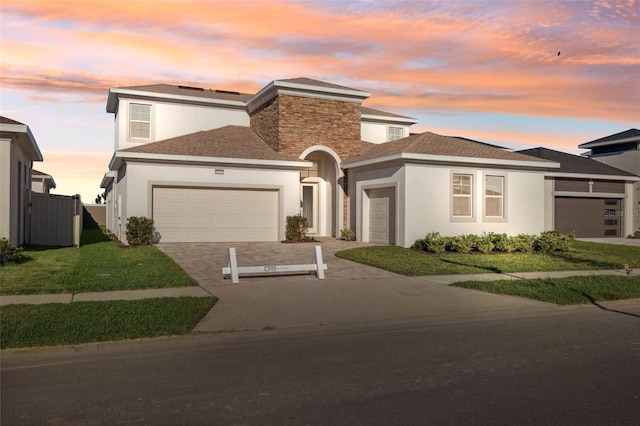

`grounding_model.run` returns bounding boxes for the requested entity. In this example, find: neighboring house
[518,147,639,238]
[578,129,640,233]
[101,77,563,246]
[0,116,43,245]
[31,169,56,194]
